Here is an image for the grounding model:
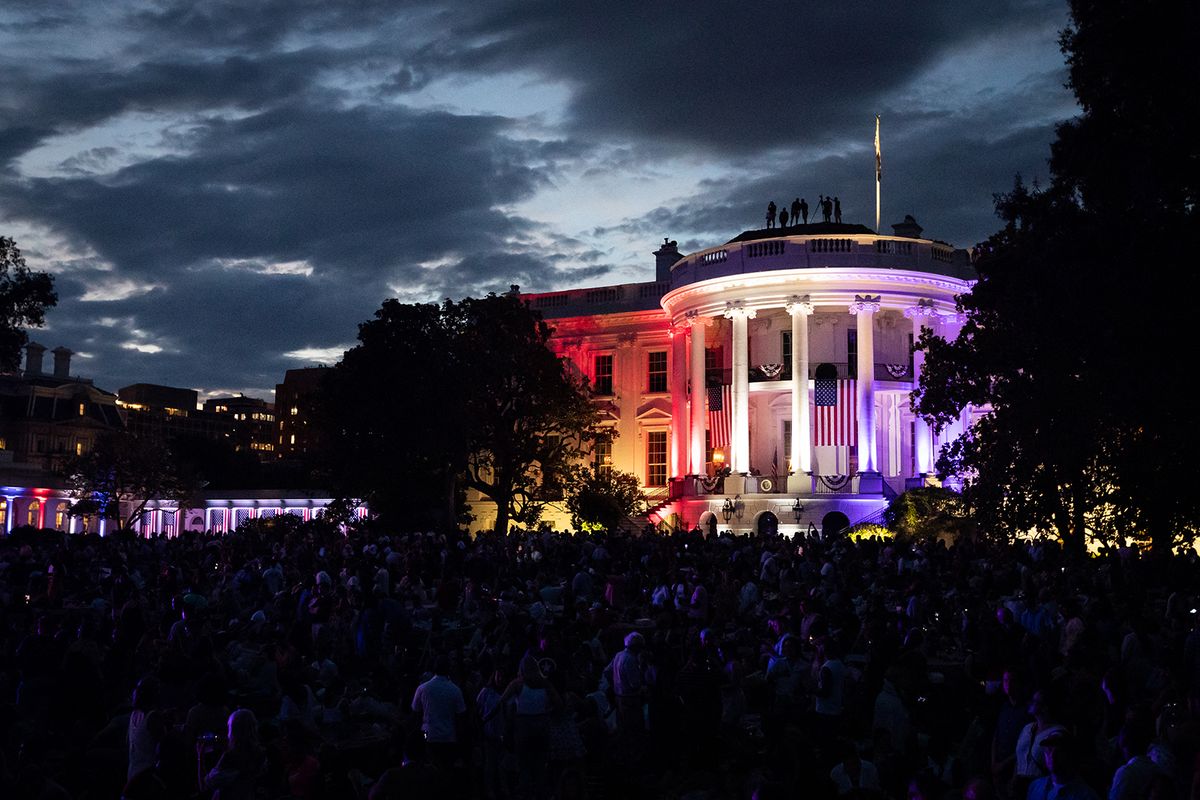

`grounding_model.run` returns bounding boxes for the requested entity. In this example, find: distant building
[475,217,984,535]
[1,343,125,532]
[203,394,276,457]
[118,382,232,445]
[275,367,327,460]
